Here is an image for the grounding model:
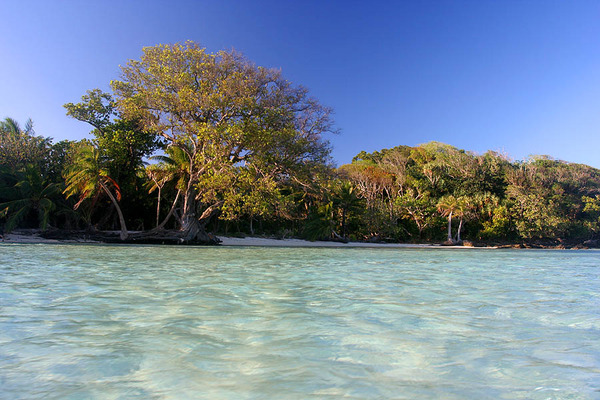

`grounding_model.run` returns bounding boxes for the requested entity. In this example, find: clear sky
[1,0,599,167]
